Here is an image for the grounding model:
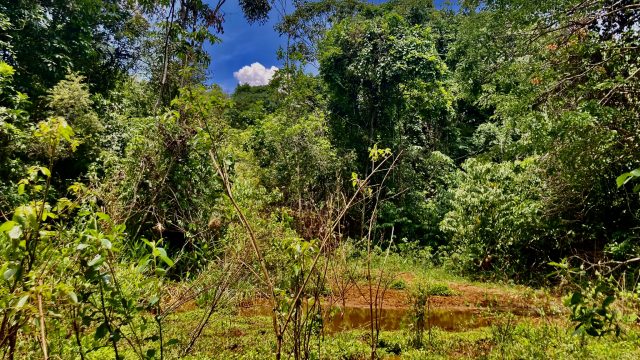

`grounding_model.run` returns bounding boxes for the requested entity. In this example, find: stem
[282,155,401,335]
[200,119,282,356]
[156,0,176,110]
[37,279,48,360]
[72,313,86,360]
[98,281,119,359]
